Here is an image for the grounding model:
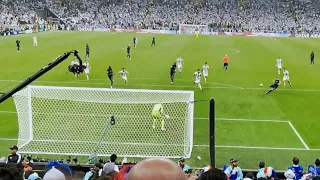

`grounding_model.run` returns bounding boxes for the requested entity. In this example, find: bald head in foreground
[127,158,186,180]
